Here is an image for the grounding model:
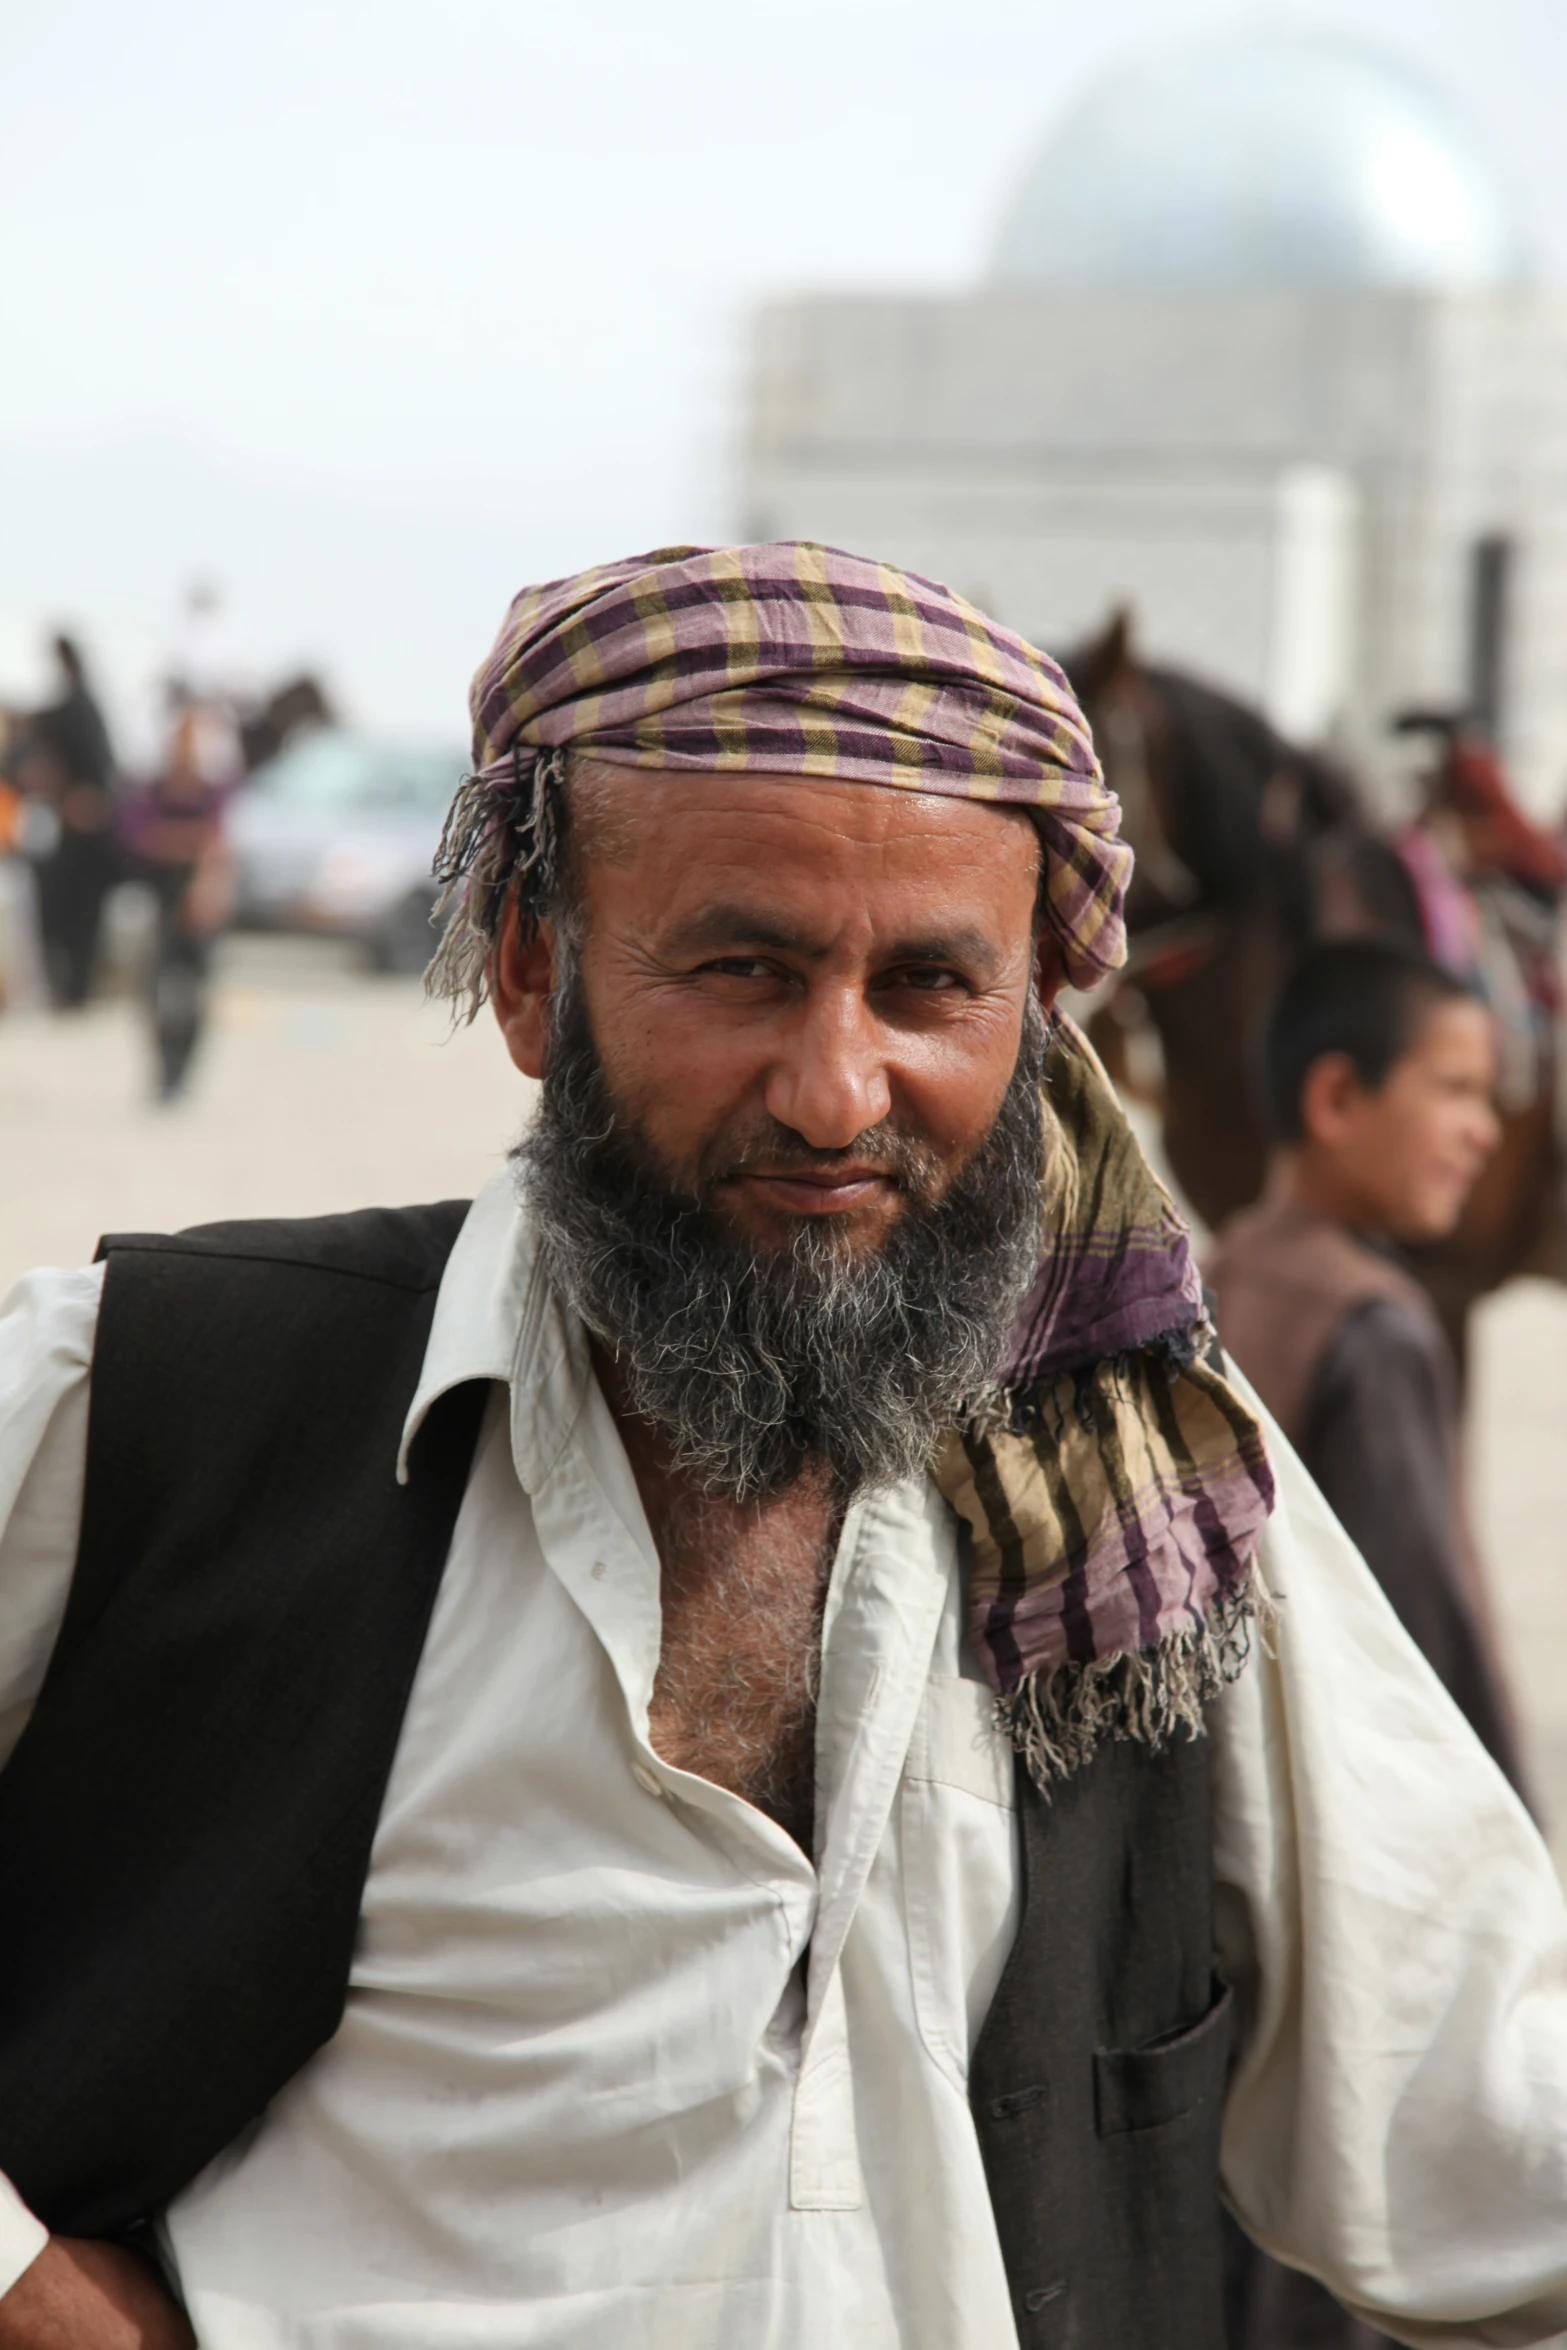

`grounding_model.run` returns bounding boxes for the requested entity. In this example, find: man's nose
[763,989,893,1149]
